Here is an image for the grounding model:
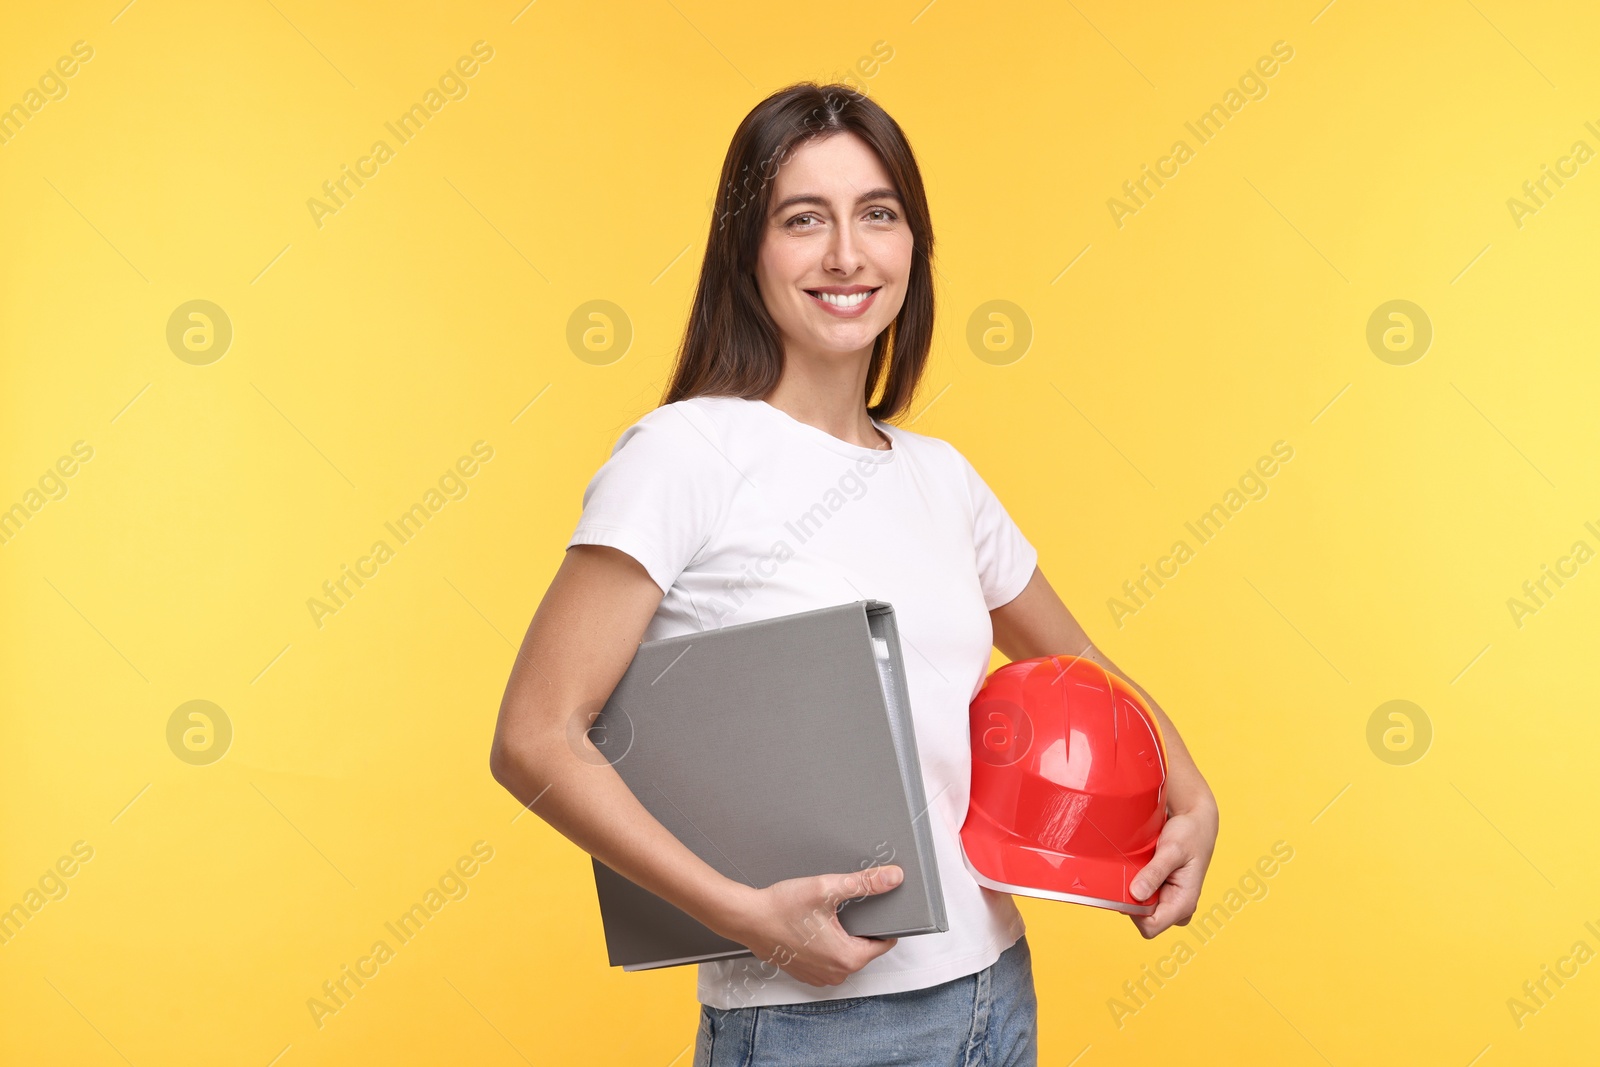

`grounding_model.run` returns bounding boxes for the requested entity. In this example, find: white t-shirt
[565,394,1039,1009]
